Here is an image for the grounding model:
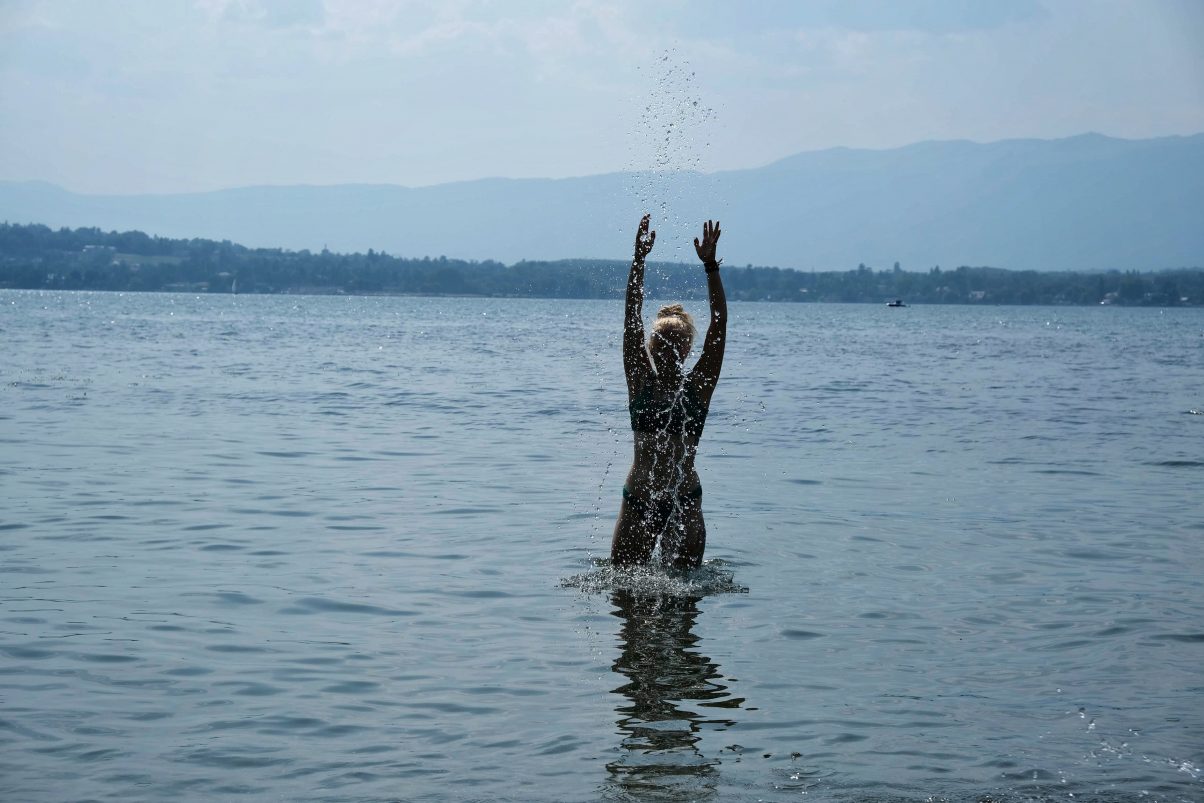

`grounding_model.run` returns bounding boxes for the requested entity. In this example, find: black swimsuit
[622,482,702,526]
[623,379,707,517]
[628,380,708,440]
